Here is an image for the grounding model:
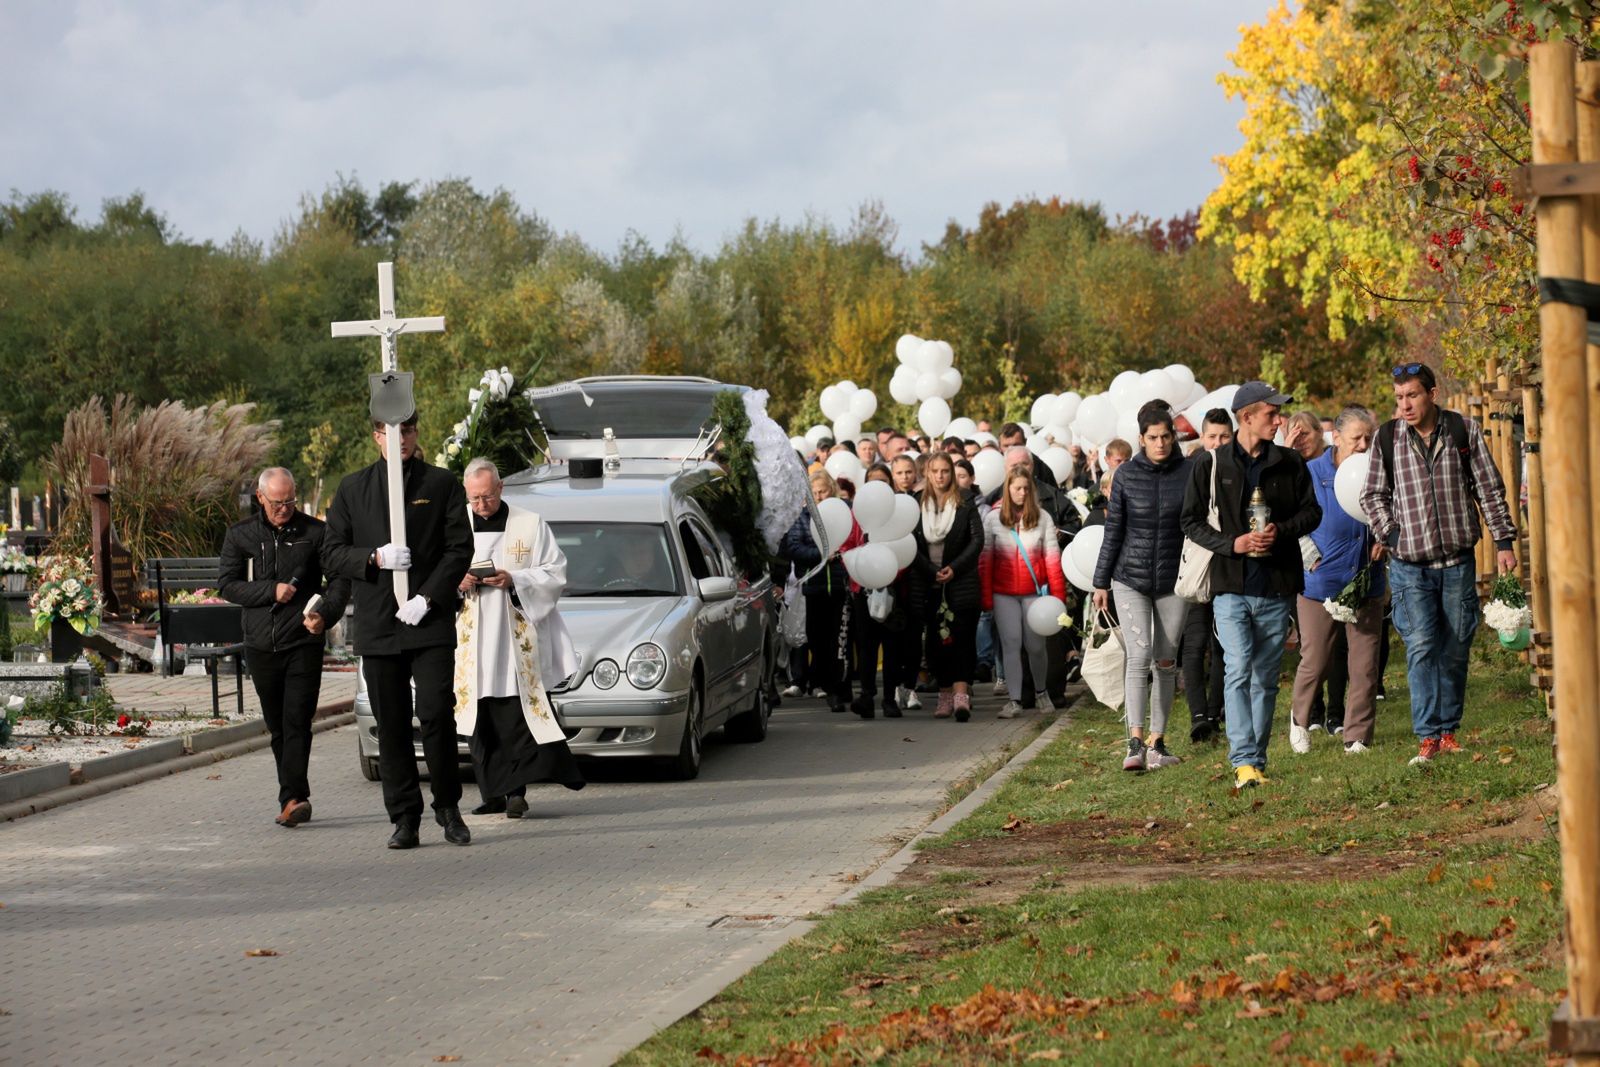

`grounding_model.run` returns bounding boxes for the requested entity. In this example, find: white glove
[395,594,429,626]
[376,543,412,570]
